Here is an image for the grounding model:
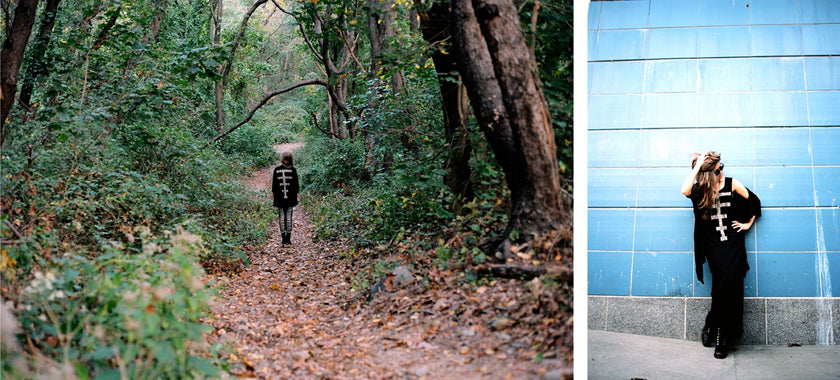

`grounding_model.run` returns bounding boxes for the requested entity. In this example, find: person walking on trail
[272,151,300,245]
[680,152,761,359]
